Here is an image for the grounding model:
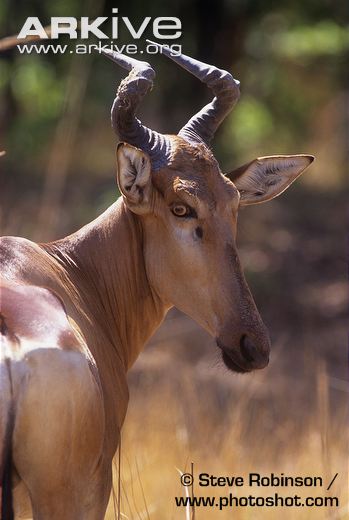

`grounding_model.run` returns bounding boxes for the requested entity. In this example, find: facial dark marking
[189,207,198,219]
[195,227,203,239]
